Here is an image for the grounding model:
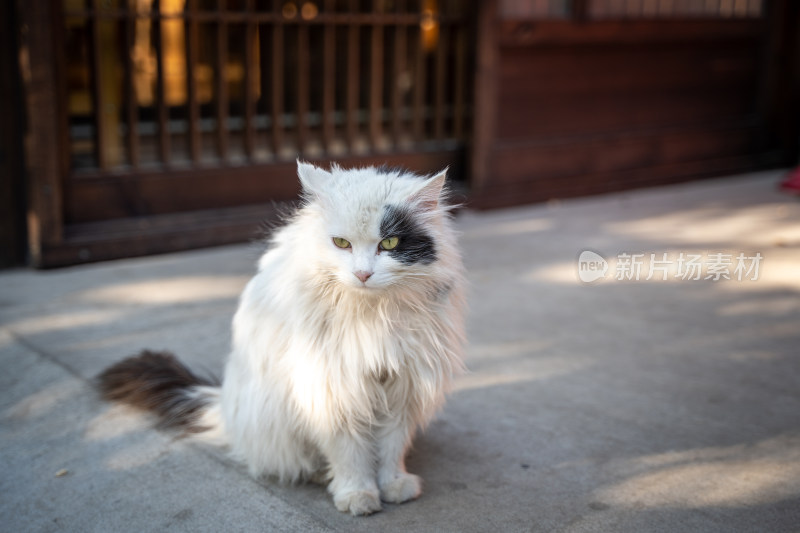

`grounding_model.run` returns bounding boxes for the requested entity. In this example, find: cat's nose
[353,270,373,283]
